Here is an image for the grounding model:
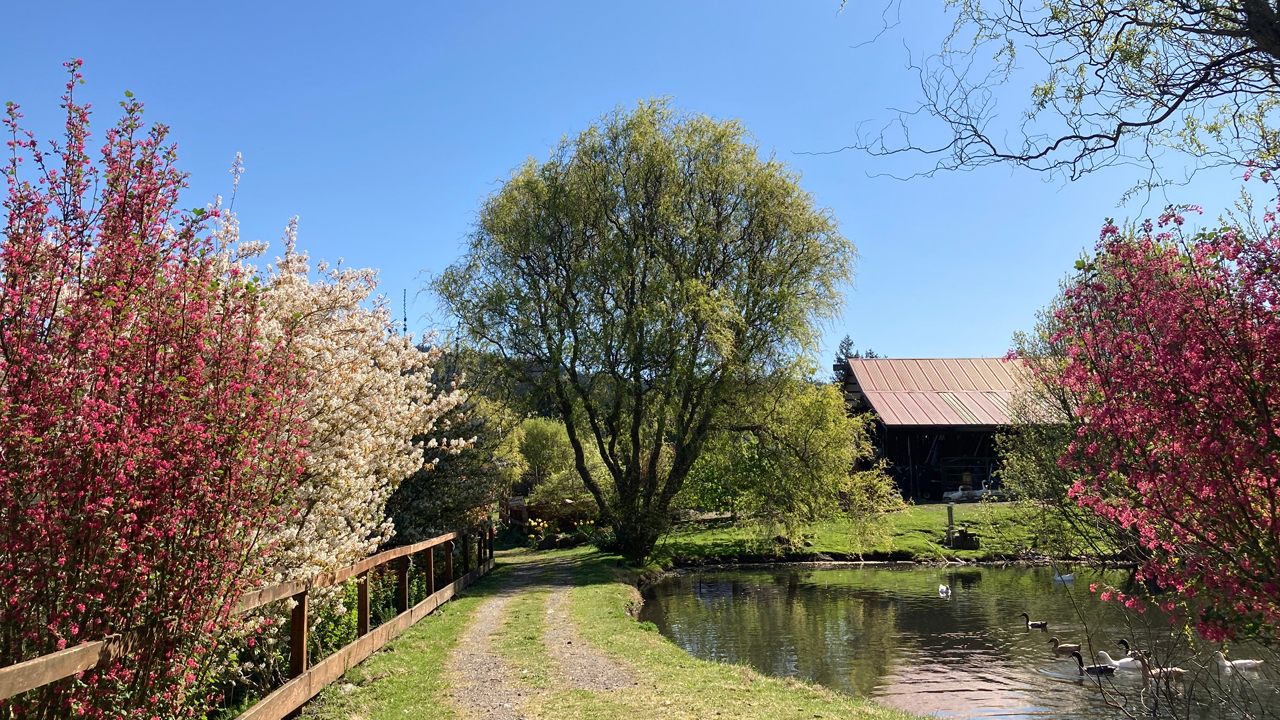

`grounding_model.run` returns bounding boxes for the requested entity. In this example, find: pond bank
[303,547,916,720]
[652,501,1126,567]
